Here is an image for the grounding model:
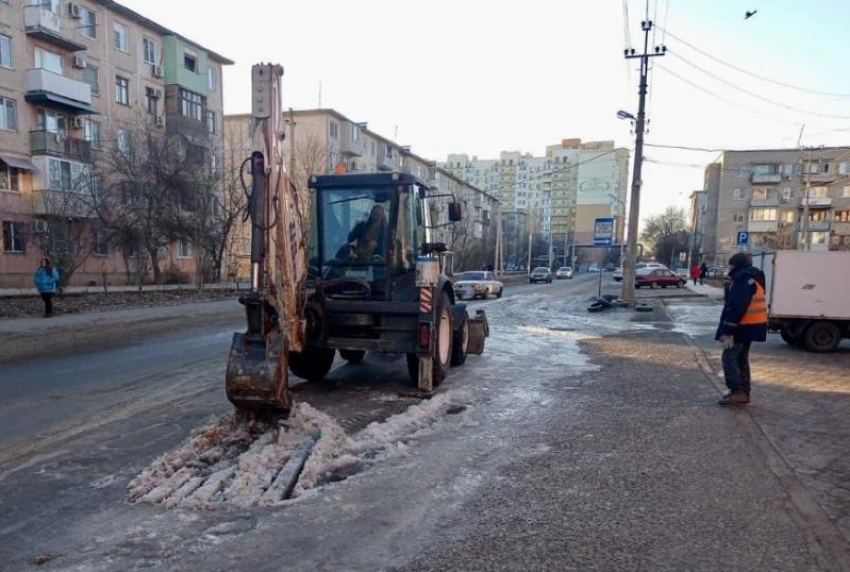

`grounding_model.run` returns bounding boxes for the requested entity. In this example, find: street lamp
[617,110,636,121]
